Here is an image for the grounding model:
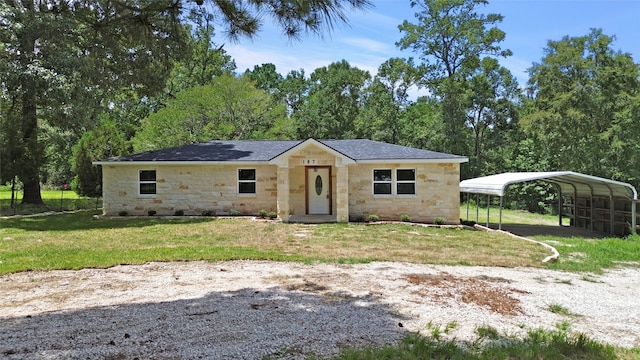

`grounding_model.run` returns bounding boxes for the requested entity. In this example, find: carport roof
[460,171,637,200]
